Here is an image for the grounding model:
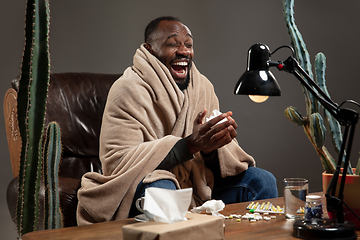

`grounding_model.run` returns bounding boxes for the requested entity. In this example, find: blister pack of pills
[246,201,305,214]
[246,201,284,214]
